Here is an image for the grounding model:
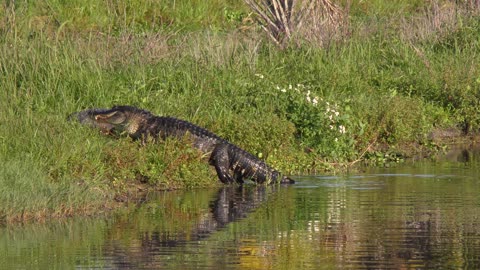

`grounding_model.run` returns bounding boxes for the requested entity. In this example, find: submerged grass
[1,0,480,222]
